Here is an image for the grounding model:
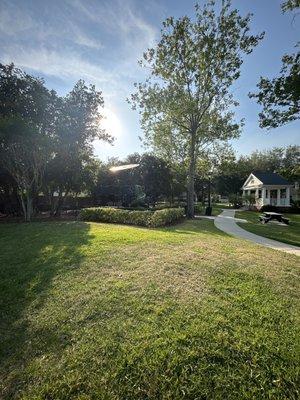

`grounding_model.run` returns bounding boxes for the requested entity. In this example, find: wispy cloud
[67,0,158,59]
[0,0,159,95]
[1,45,112,85]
